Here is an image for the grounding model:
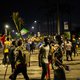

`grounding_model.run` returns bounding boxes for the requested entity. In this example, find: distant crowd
[0,34,79,80]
